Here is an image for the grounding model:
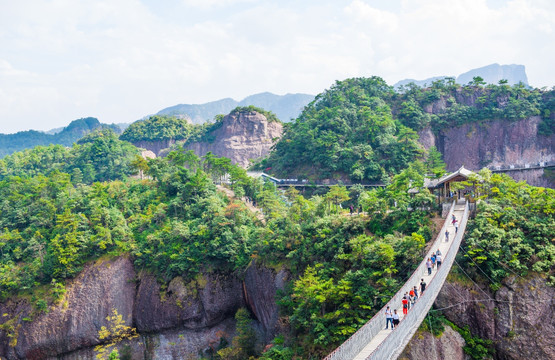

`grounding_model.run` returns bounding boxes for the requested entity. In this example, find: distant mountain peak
[456,63,528,86]
[155,92,315,124]
[394,63,529,89]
